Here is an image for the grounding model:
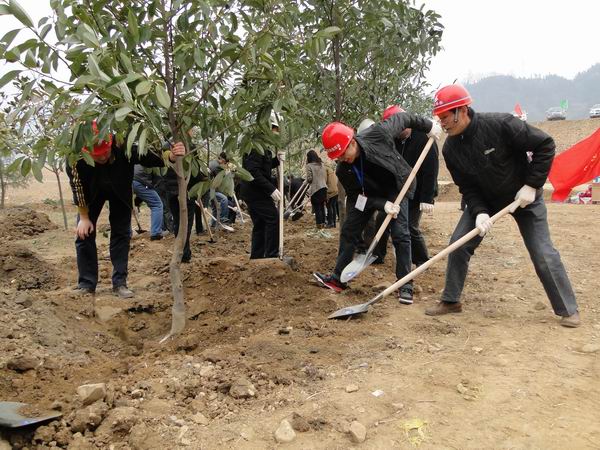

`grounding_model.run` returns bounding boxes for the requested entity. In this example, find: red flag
[548,128,600,201]
[514,103,523,117]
